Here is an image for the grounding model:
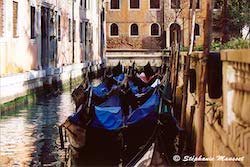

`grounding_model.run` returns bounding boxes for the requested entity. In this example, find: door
[41,7,49,69]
